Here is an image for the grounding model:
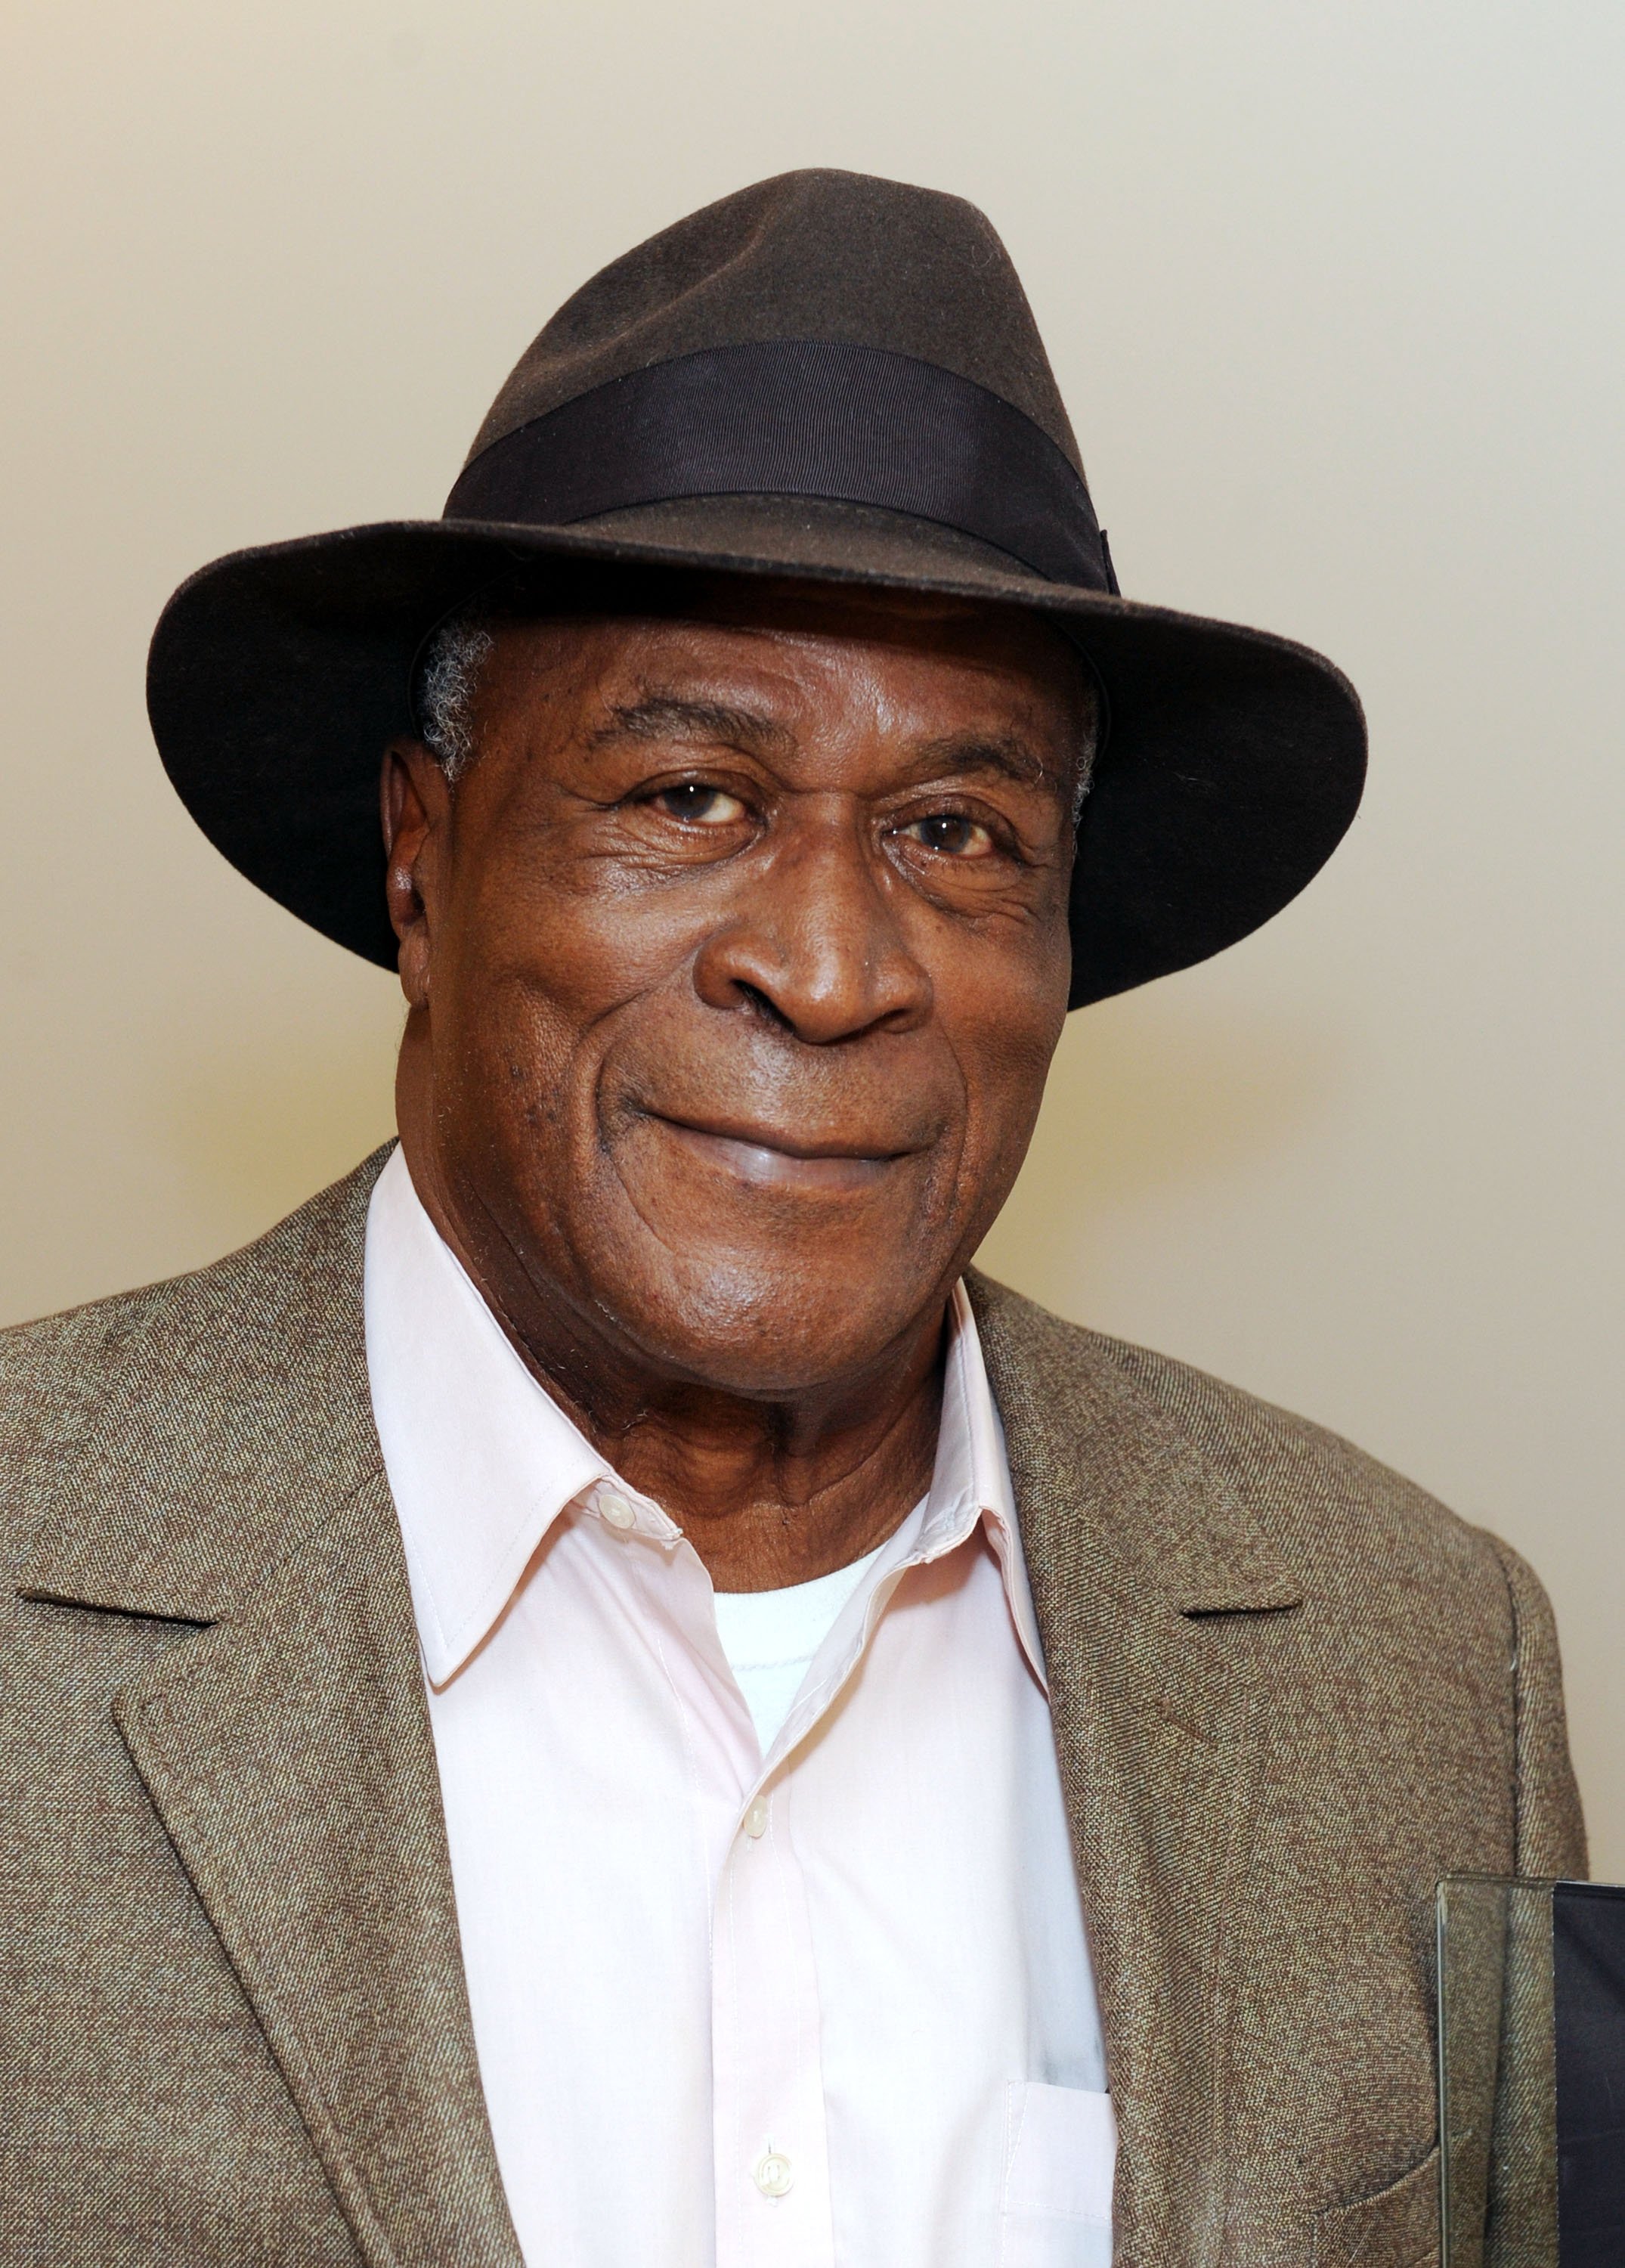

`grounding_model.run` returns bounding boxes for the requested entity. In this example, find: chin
[604,1244,941,1398]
